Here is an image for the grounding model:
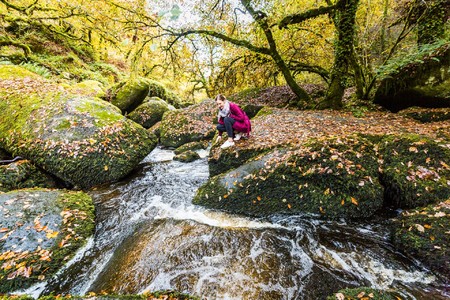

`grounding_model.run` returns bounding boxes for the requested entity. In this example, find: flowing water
[28,147,448,299]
